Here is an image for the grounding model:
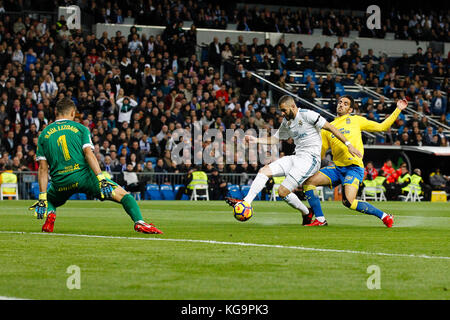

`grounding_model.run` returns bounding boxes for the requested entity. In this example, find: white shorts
[268,153,320,192]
